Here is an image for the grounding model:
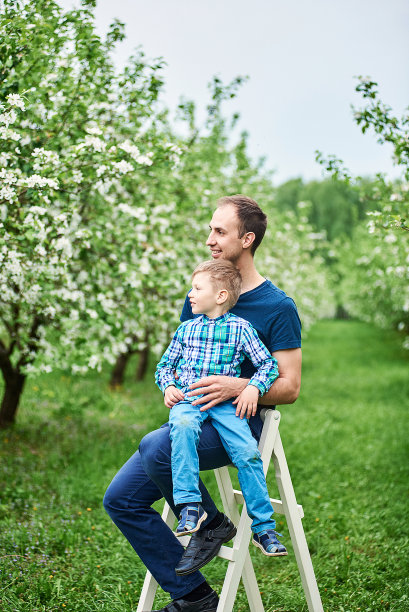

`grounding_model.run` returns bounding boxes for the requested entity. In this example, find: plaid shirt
[155,312,279,397]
